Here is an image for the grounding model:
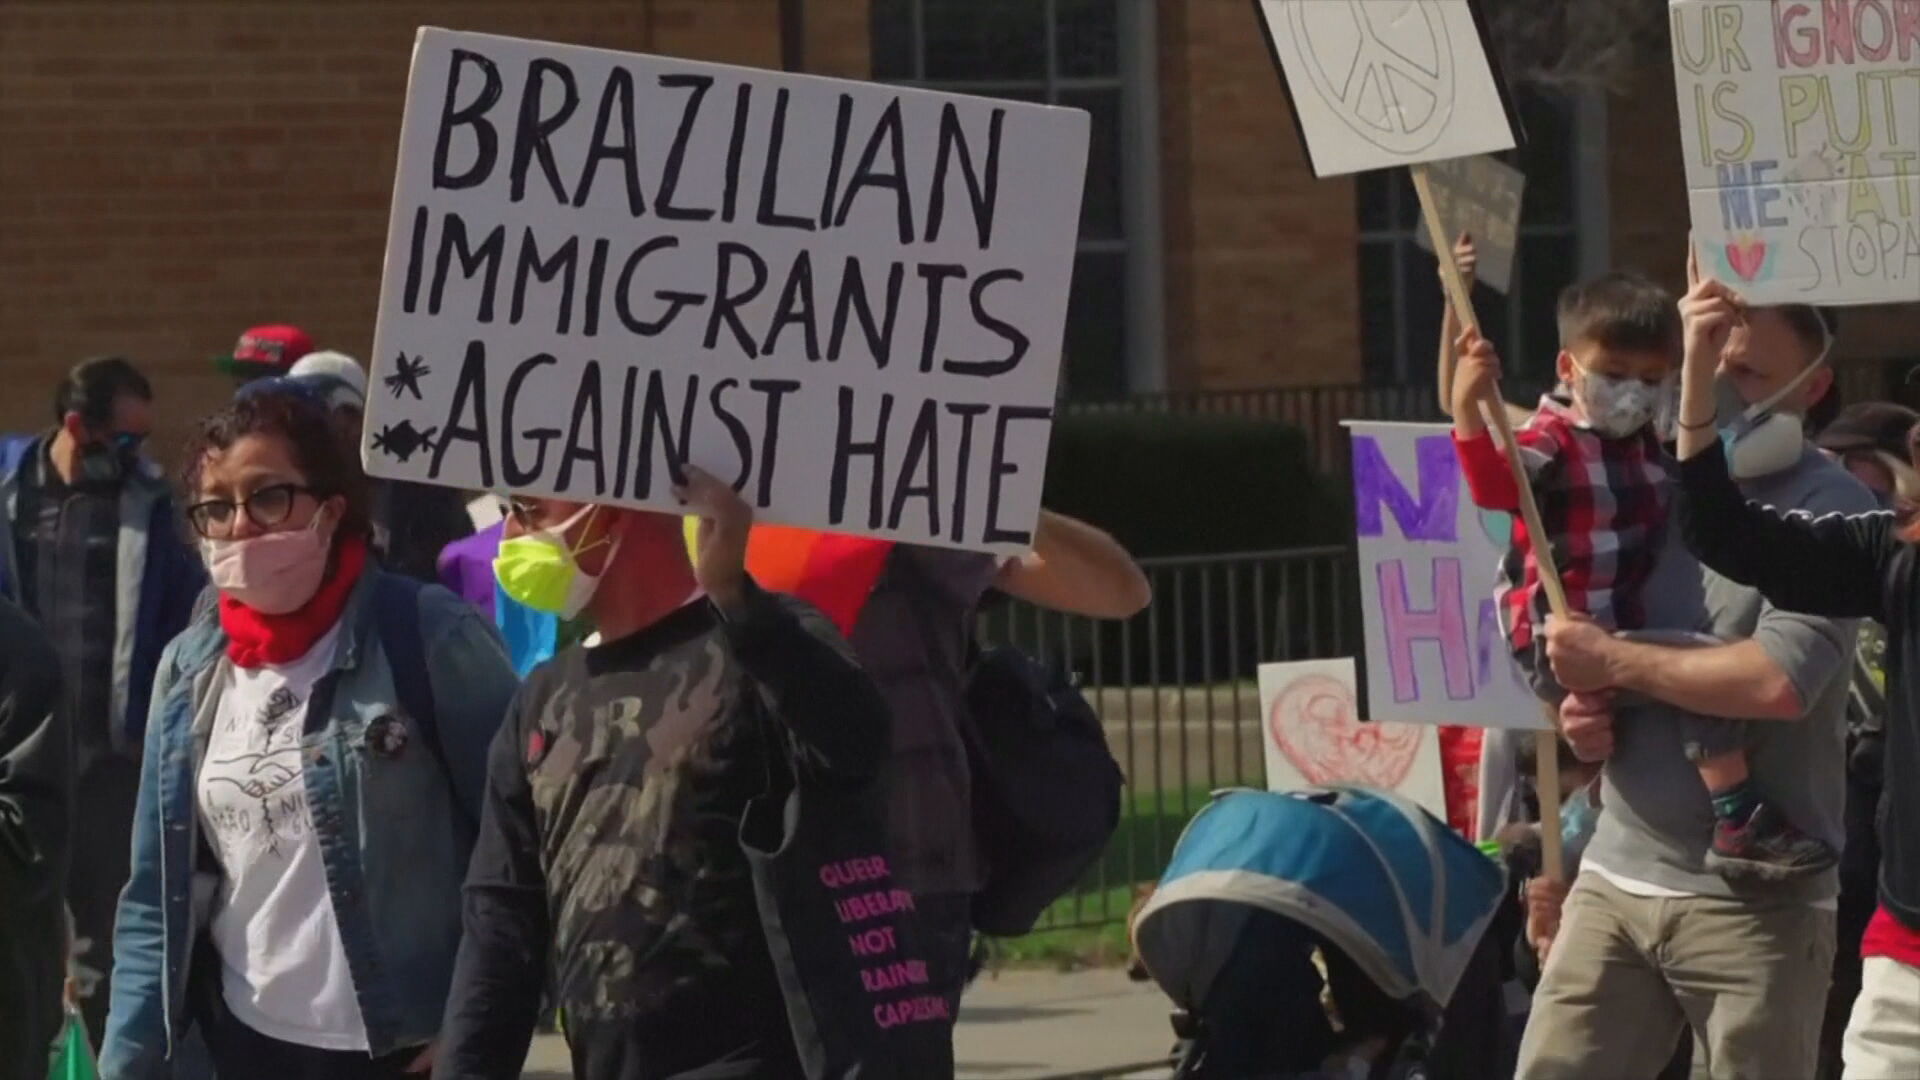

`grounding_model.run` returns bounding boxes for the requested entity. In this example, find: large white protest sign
[1259,658,1448,820]
[363,29,1089,554]
[1346,421,1547,731]
[1410,153,1525,293]
[1671,0,1920,305]
[1254,0,1520,178]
